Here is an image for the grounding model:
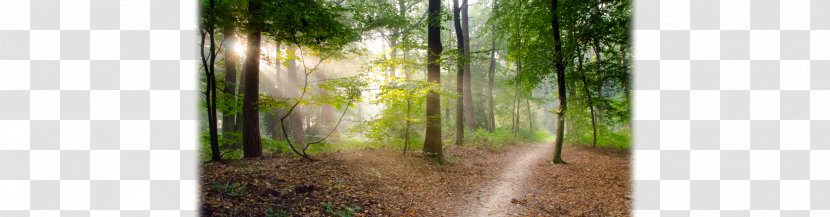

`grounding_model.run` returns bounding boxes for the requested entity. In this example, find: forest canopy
[198,0,631,161]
